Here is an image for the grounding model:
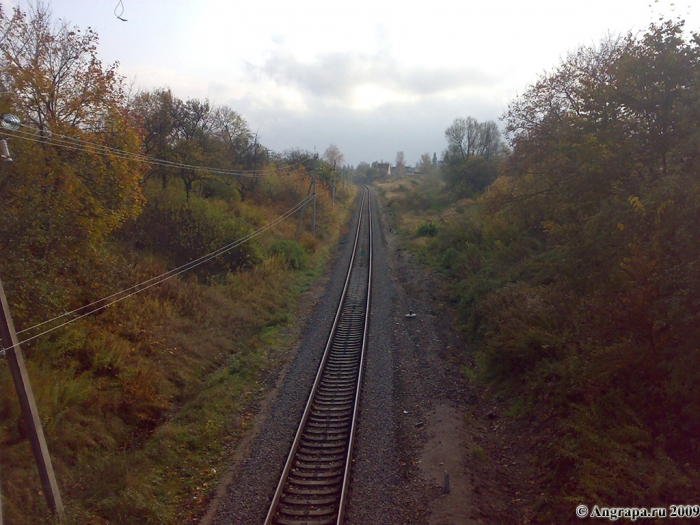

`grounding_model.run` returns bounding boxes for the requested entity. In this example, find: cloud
[238,90,507,166]
[247,50,496,106]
